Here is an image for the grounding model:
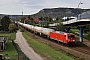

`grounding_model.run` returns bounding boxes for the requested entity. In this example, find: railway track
[70,46,90,55]
[21,27,90,60]
[76,35,90,48]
